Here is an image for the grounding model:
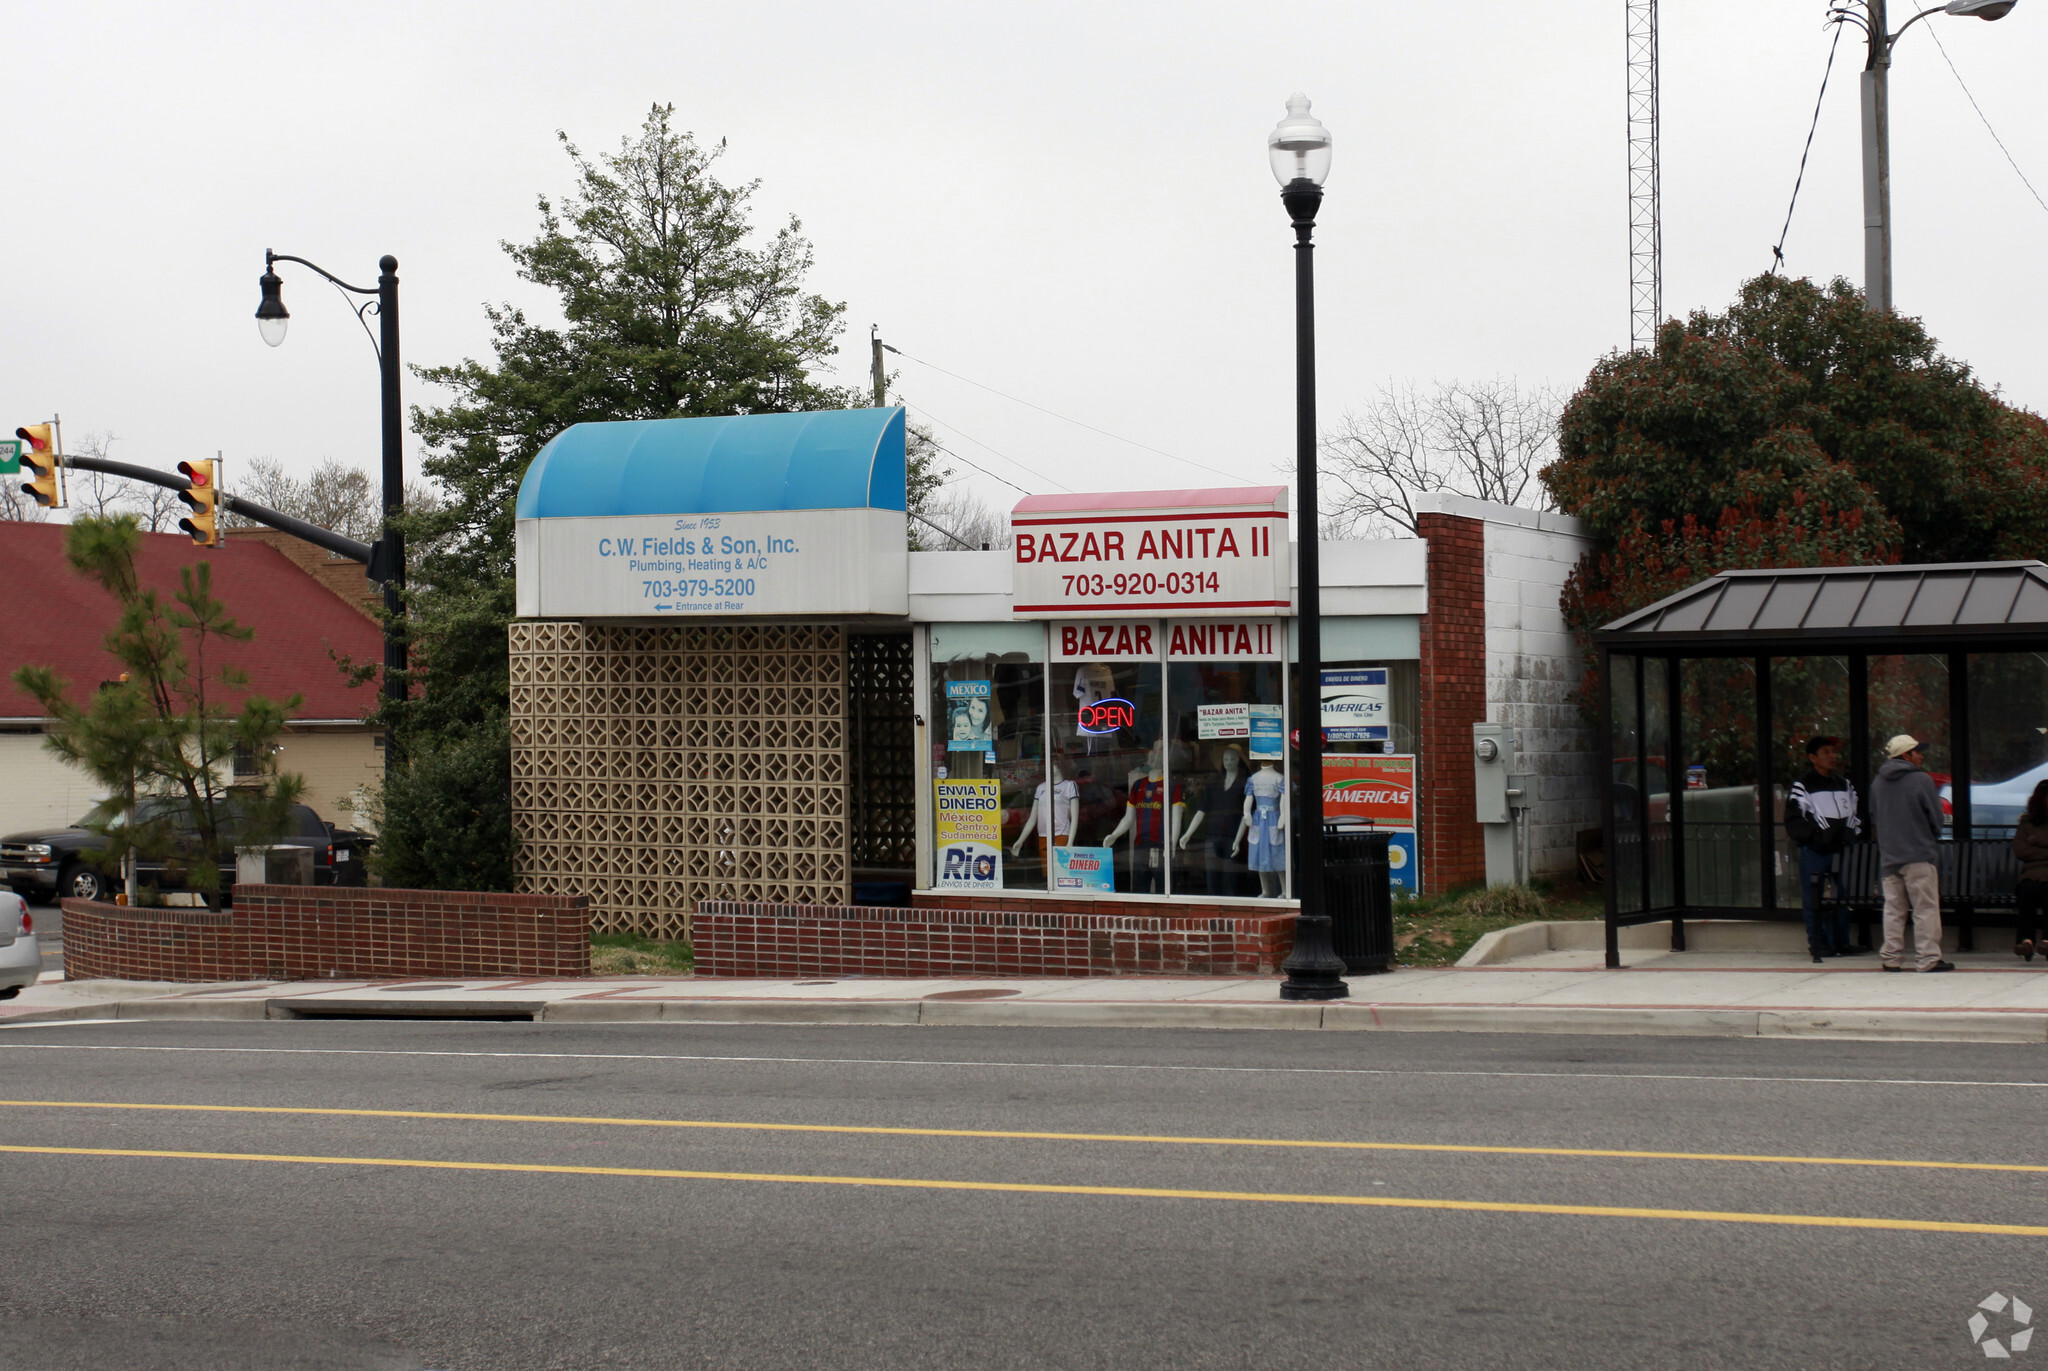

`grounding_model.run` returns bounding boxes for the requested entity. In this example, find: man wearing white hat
[1870,734,1953,973]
